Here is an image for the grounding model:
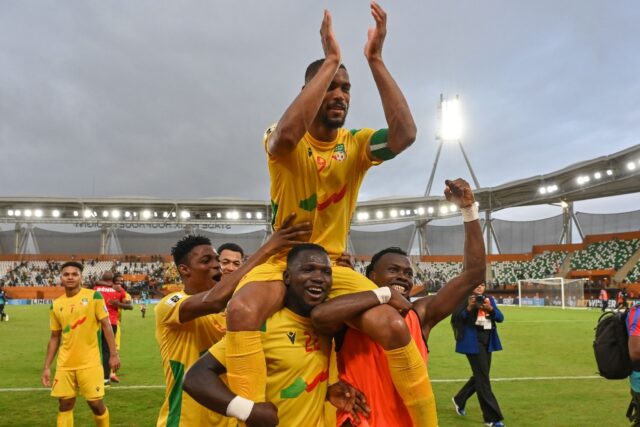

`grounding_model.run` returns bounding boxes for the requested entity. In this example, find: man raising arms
[224,3,435,425]
[312,179,486,426]
[42,261,120,427]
